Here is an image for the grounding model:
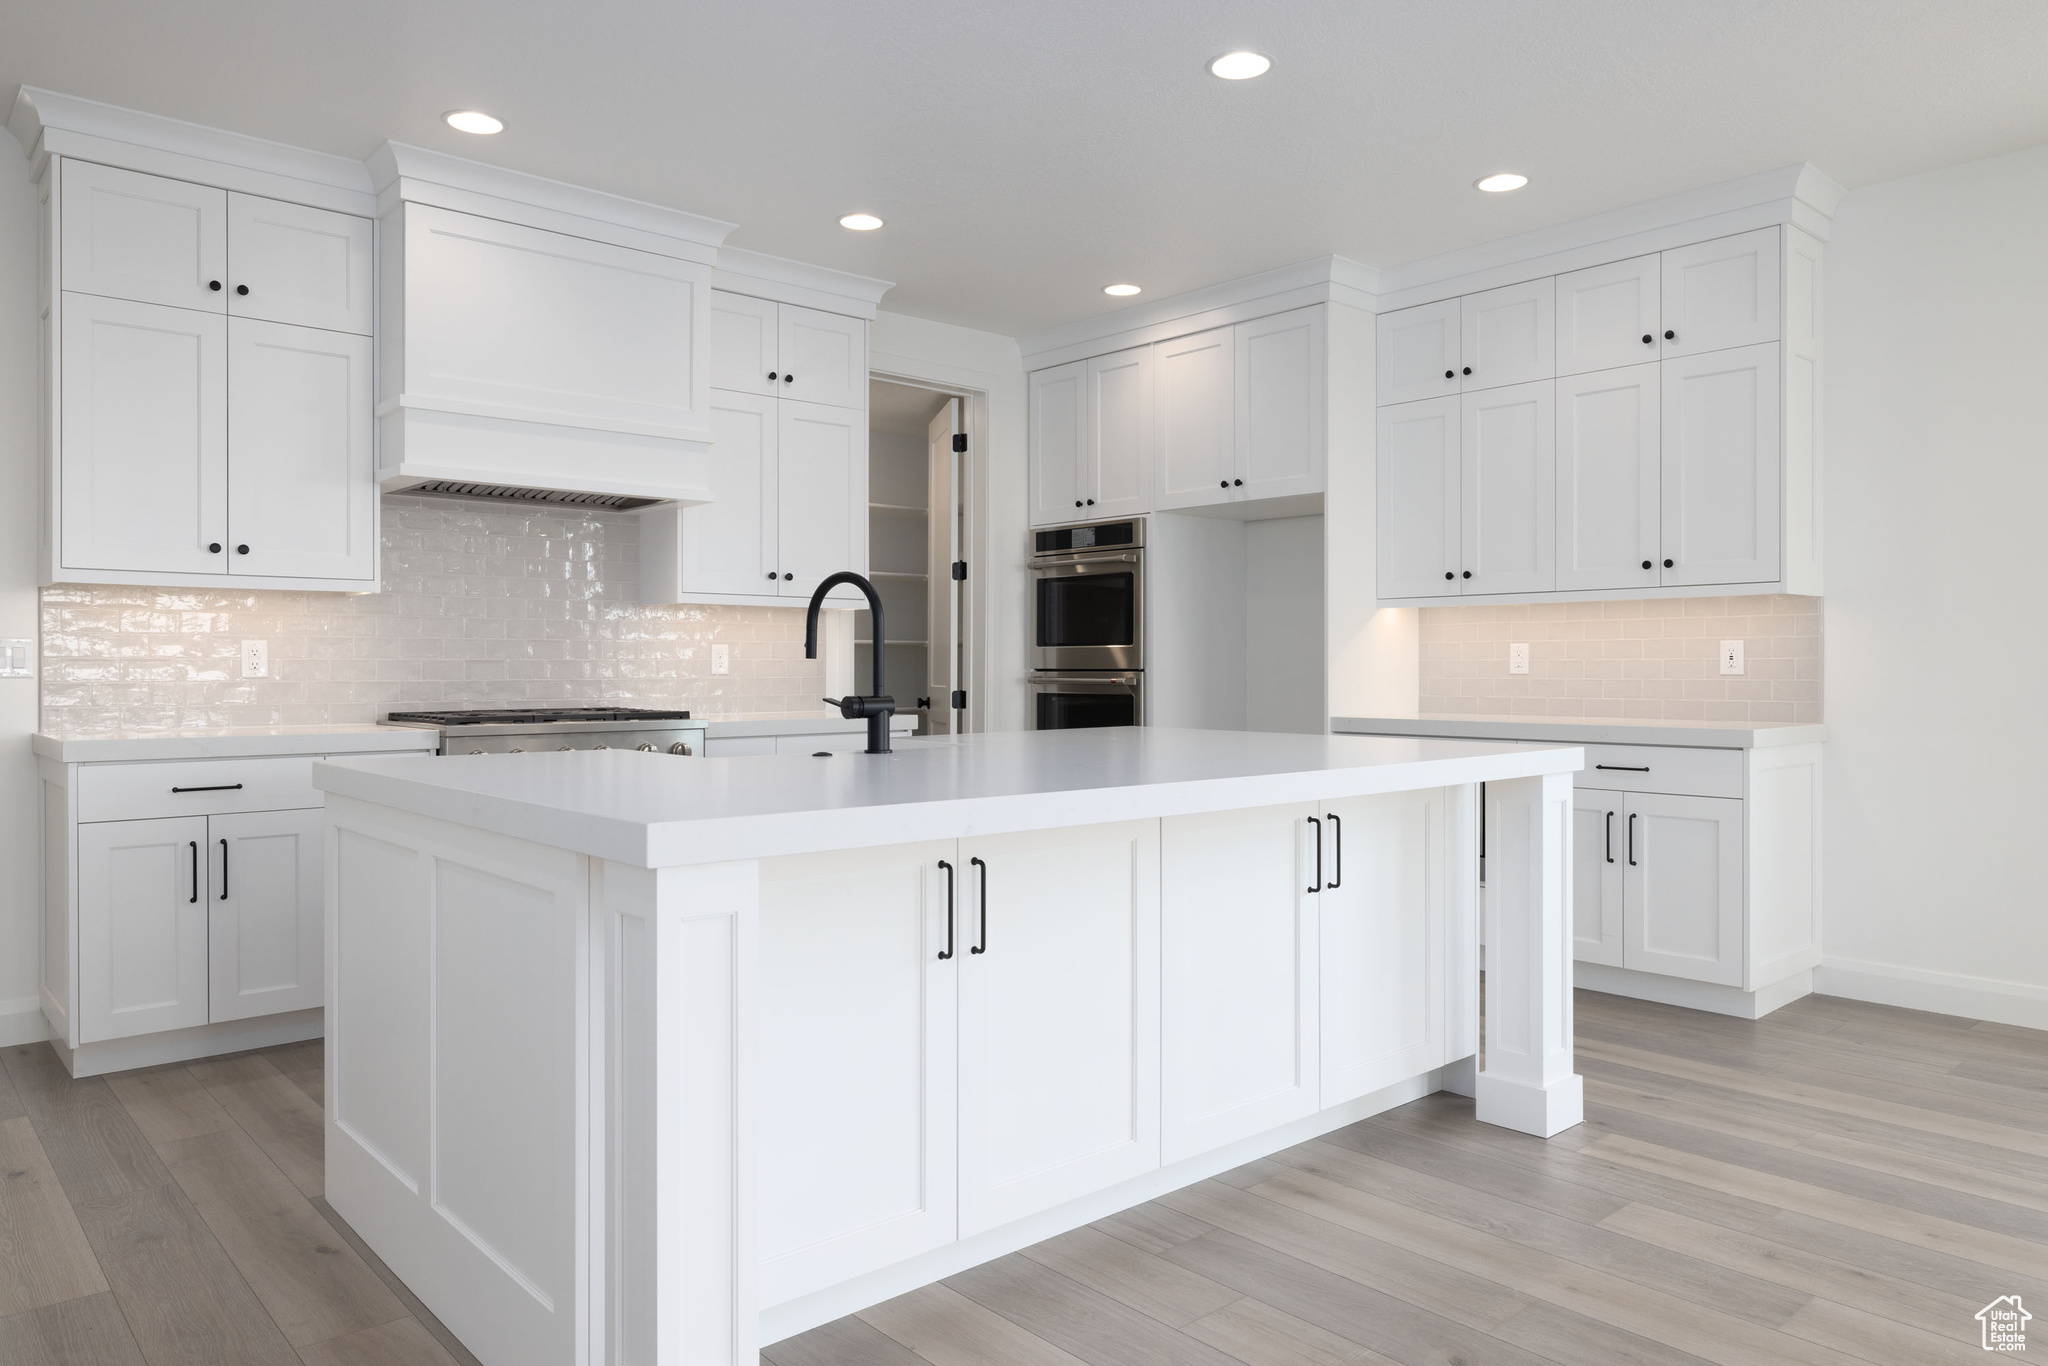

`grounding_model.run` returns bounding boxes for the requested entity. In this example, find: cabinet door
[77,816,210,1042]
[209,808,323,1022]
[709,291,779,396]
[757,842,959,1304]
[957,820,1160,1235]
[61,293,228,574]
[1624,793,1742,986]
[1234,307,1326,500]
[1028,361,1086,526]
[1376,299,1460,407]
[227,319,374,581]
[226,193,372,334]
[777,305,867,410]
[1556,254,1661,376]
[1461,380,1555,595]
[1320,789,1460,1105]
[1161,805,1318,1164]
[1571,789,1625,967]
[1556,363,1660,592]
[1460,278,1554,391]
[61,161,226,312]
[678,390,778,595]
[1661,228,1781,357]
[1375,397,1460,598]
[1086,347,1152,518]
[1152,327,1235,510]
[1660,343,1781,587]
[777,399,867,603]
